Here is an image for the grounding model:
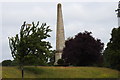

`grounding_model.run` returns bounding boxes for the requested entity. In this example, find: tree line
[2,22,120,71]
